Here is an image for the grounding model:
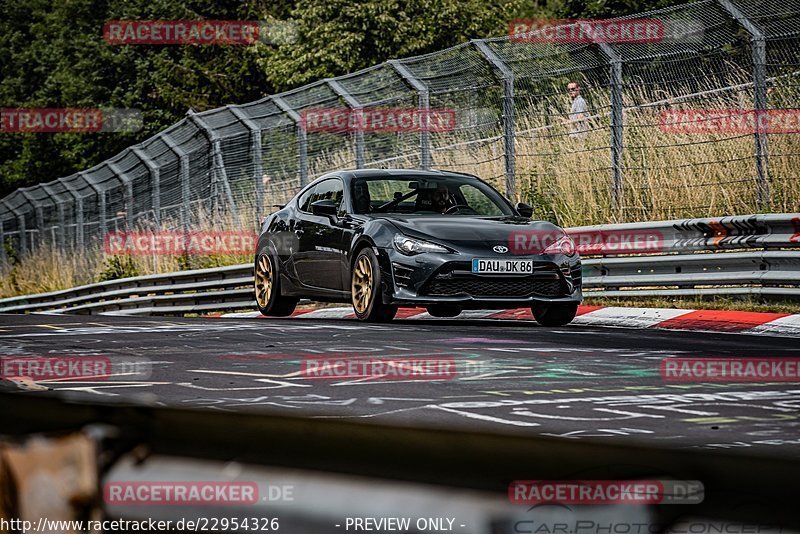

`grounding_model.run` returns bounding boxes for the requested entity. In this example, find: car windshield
[351,175,514,216]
